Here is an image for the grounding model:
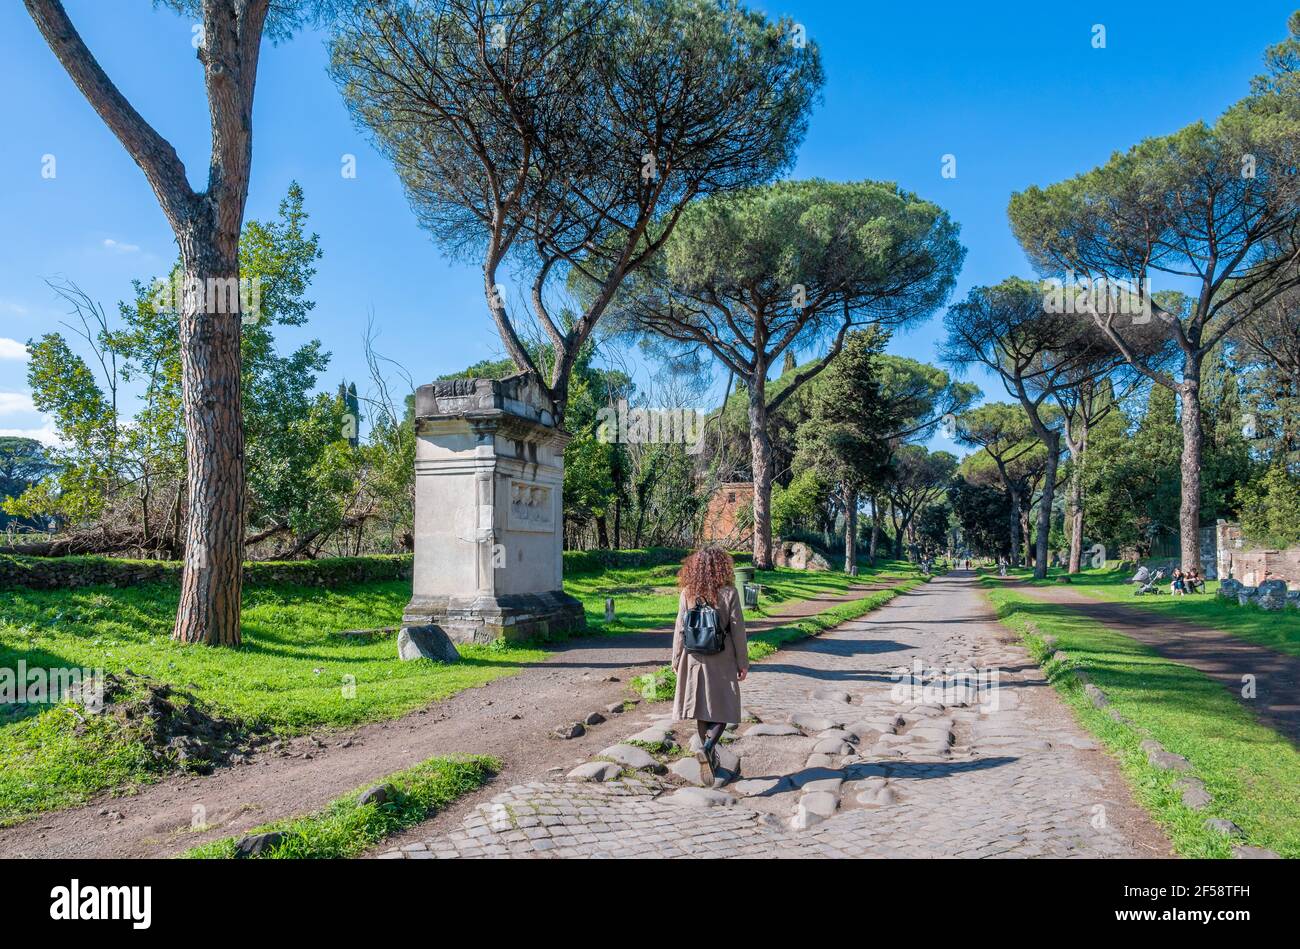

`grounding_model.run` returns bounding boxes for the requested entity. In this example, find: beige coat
[672,585,748,724]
